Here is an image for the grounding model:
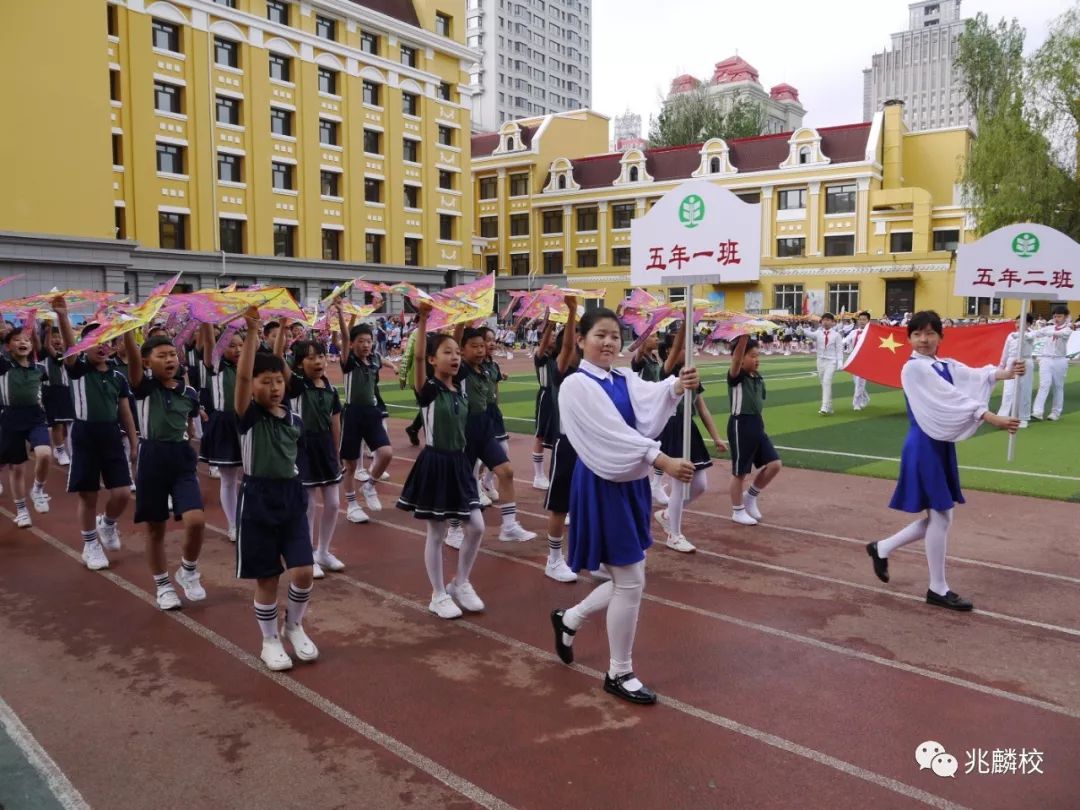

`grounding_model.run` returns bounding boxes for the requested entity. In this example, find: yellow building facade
[1,0,477,299]
[471,102,1038,320]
